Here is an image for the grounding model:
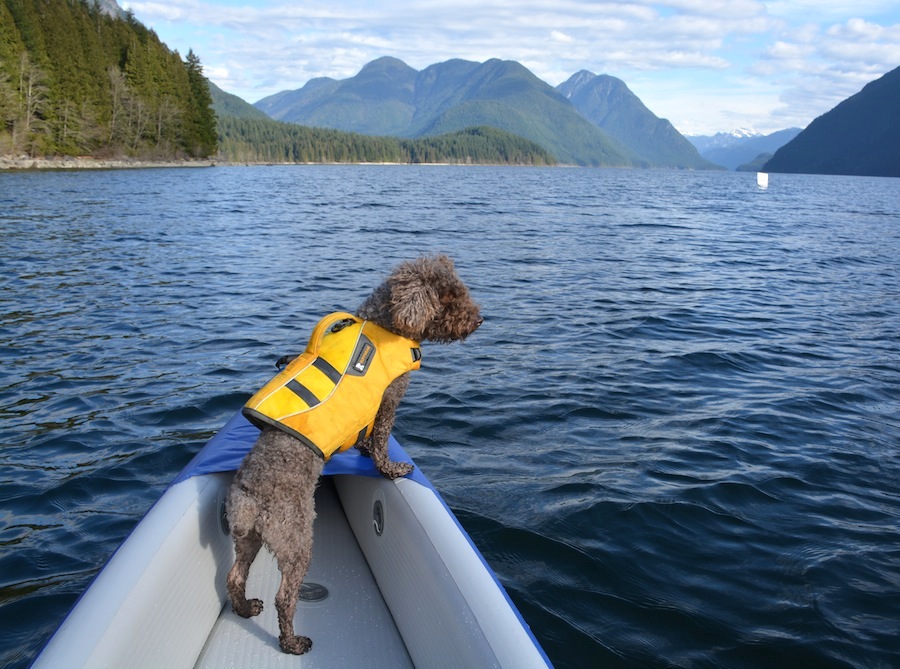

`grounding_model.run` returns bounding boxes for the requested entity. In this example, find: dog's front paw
[280,634,312,655]
[381,461,414,479]
[233,598,263,618]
